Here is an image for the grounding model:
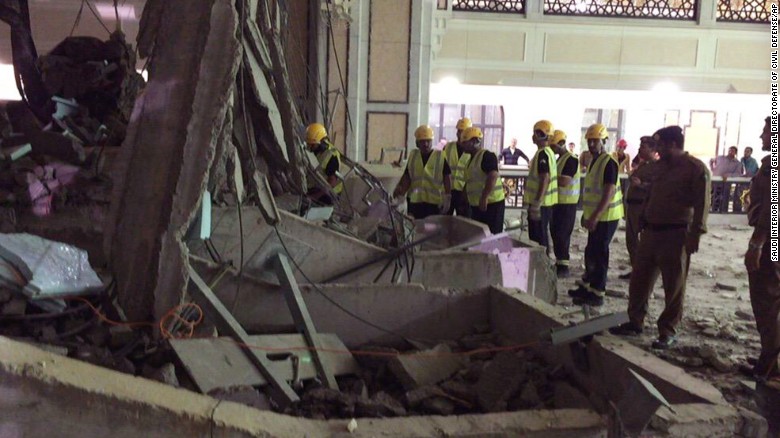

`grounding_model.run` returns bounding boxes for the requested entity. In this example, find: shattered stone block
[388,344,465,391]
[109,325,135,349]
[475,351,526,412]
